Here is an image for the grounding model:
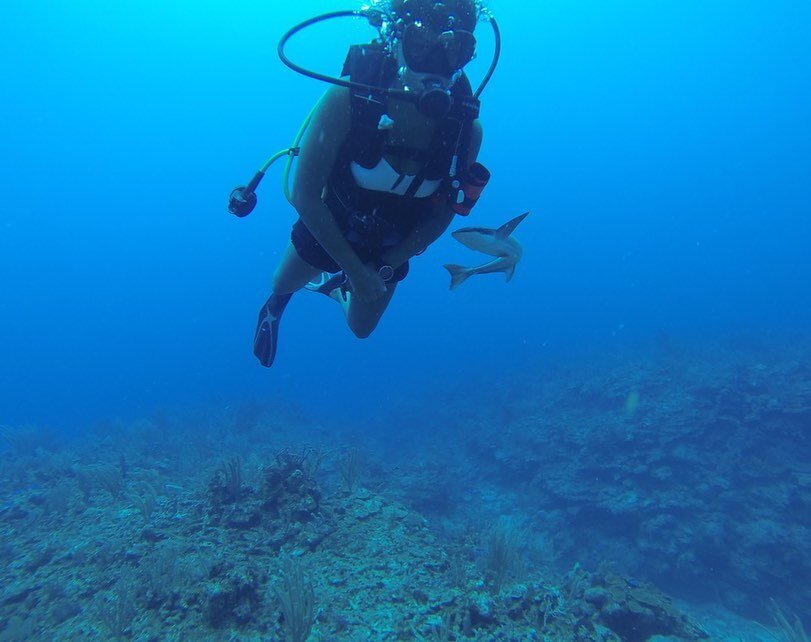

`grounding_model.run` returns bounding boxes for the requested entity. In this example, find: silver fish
[444,212,529,289]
